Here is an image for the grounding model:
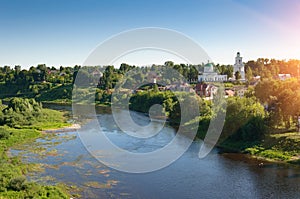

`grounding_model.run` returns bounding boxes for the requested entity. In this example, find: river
[11,105,300,198]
